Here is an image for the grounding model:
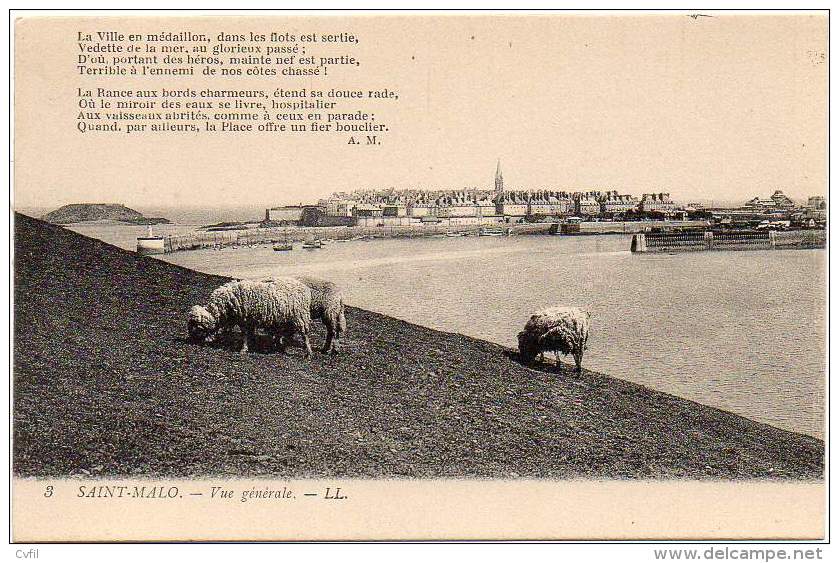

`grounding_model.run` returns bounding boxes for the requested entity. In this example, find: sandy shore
[13,213,823,479]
